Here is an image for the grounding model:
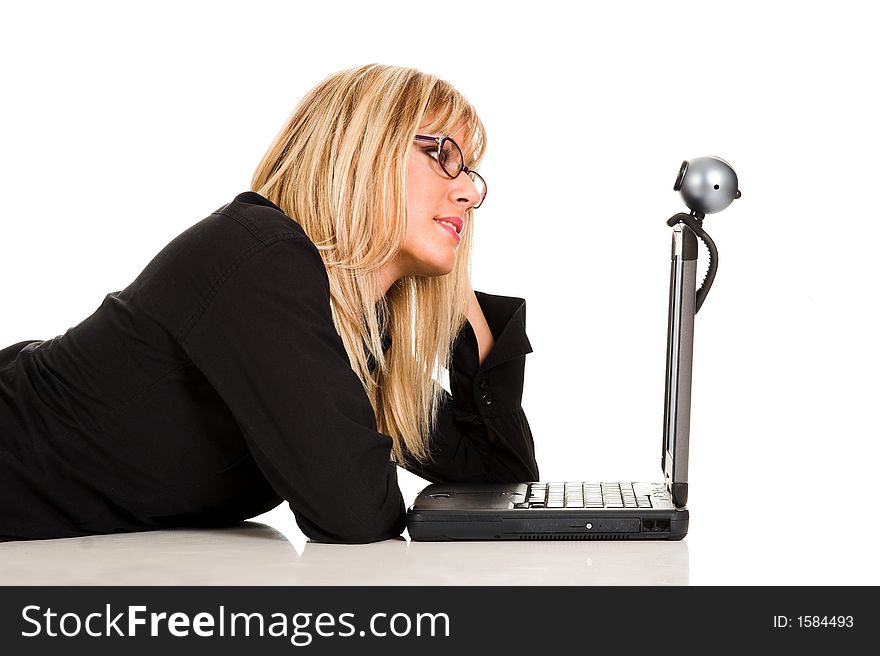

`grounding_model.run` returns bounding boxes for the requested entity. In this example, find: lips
[433,216,463,234]
[435,220,461,243]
